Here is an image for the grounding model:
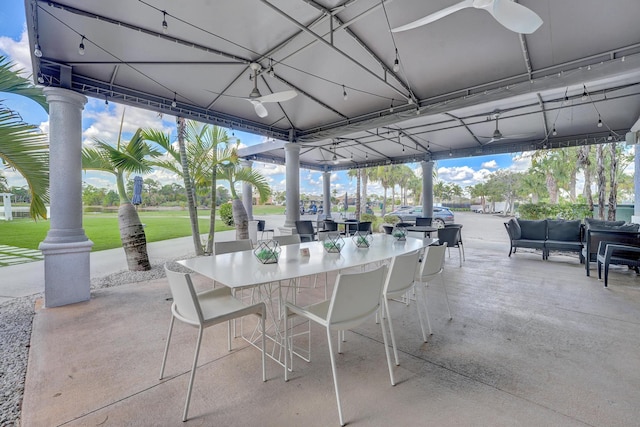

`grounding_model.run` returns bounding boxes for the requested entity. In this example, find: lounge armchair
[597,242,640,287]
